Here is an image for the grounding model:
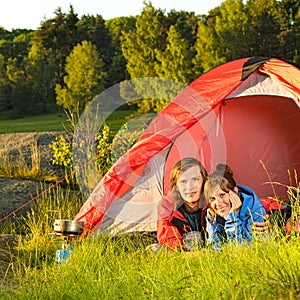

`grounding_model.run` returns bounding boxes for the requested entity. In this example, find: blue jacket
[206,185,266,250]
